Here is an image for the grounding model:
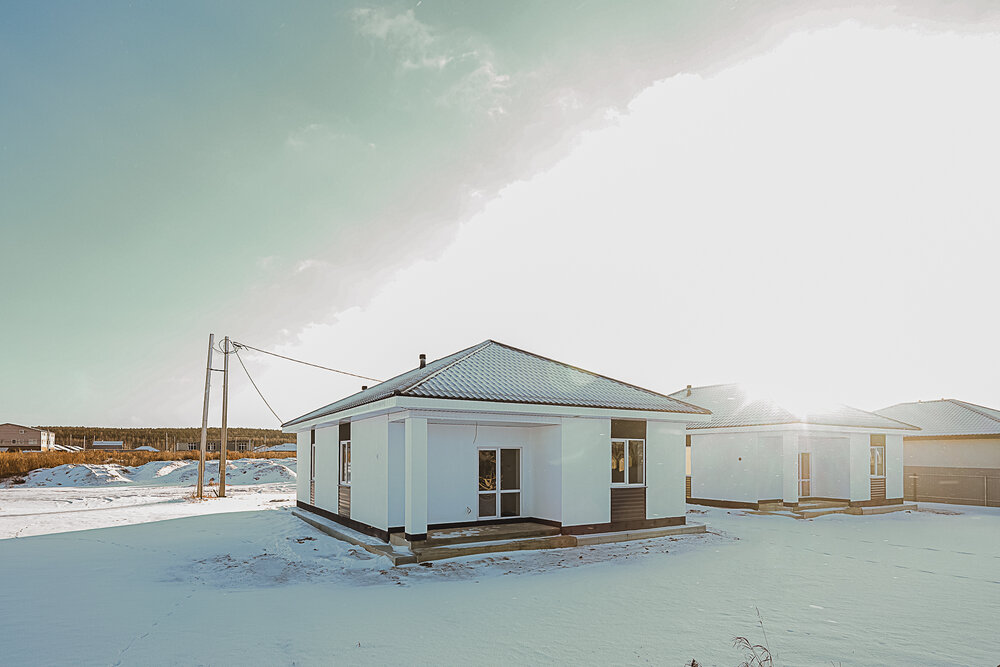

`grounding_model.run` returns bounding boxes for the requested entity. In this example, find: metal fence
[906,471,1000,507]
